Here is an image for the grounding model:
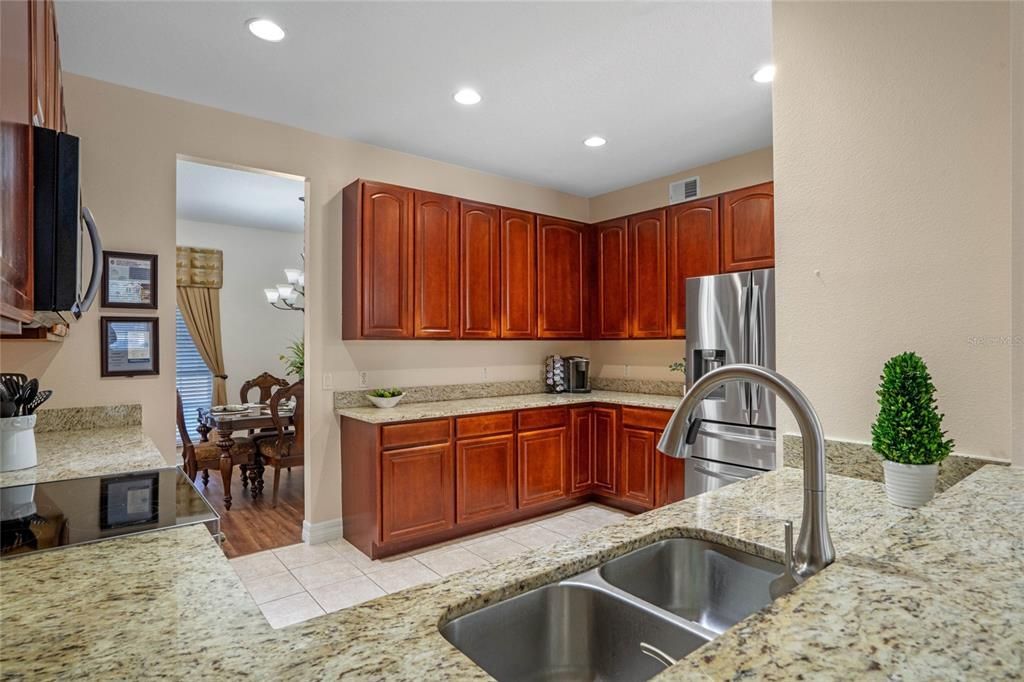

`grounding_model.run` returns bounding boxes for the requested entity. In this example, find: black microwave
[32,127,102,325]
